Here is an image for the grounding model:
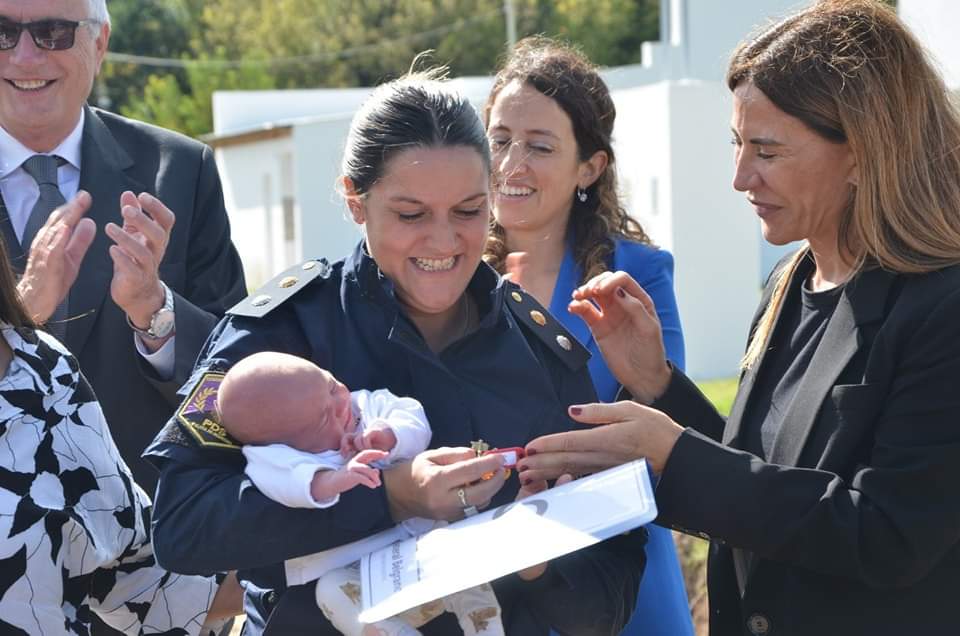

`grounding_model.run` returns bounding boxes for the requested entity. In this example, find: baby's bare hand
[346,451,387,488]
[361,428,398,452]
